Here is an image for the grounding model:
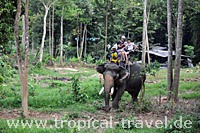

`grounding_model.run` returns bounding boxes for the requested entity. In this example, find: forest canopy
[0,0,200,64]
